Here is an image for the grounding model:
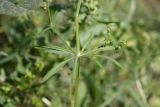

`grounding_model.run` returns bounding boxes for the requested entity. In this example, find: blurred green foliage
[0,0,160,107]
